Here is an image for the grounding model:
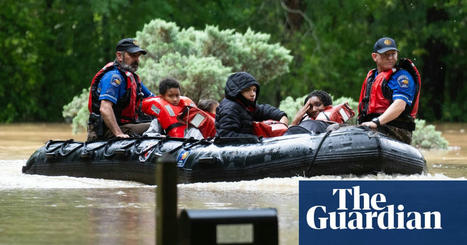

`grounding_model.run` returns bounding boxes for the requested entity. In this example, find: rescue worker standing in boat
[87,38,155,141]
[358,37,421,144]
